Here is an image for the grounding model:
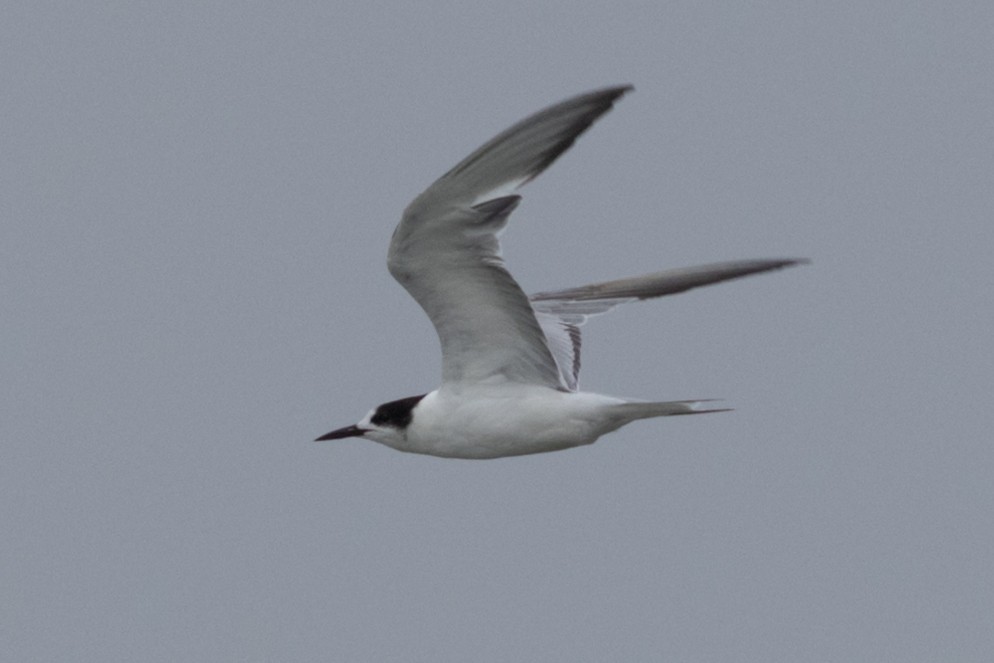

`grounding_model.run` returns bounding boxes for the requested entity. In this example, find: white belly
[402,385,629,459]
